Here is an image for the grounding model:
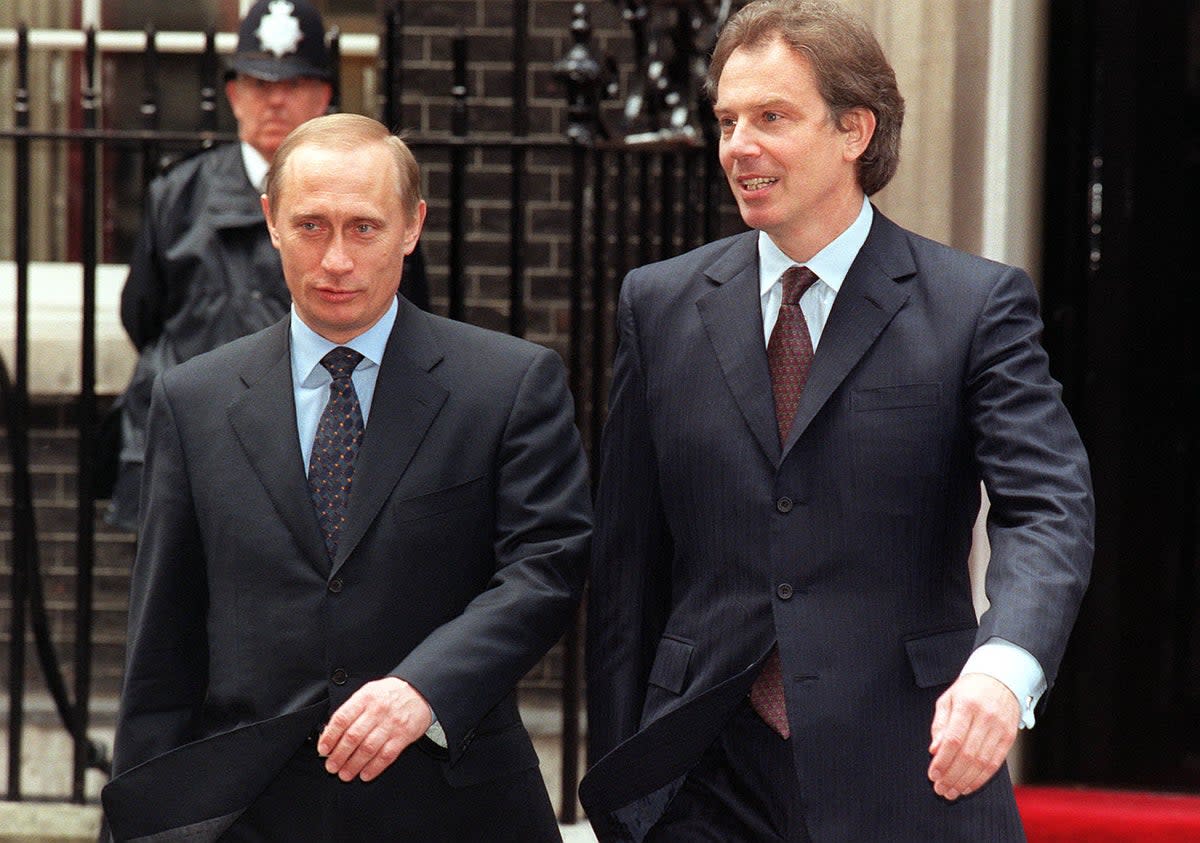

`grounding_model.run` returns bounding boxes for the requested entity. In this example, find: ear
[840,107,877,163]
[261,195,282,249]
[225,79,241,115]
[403,200,427,256]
